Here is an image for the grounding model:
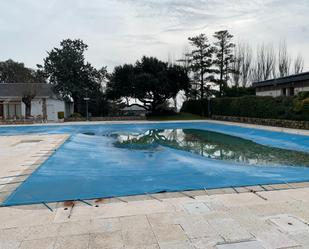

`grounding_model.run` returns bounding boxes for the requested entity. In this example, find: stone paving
[0,125,309,249]
[0,186,309,249]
